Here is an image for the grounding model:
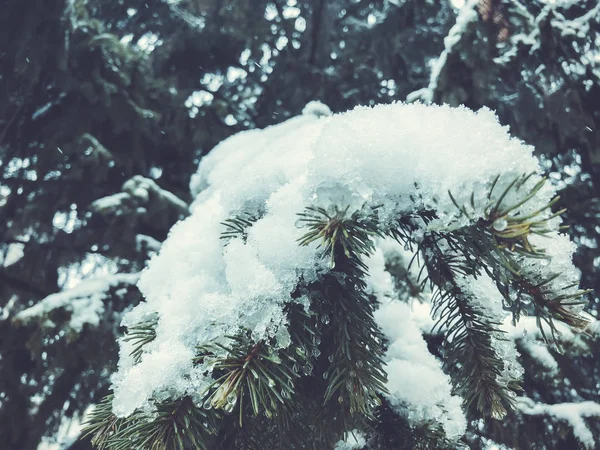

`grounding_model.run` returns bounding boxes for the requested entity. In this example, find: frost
[14,273,139,332]
[112,101,572,423]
